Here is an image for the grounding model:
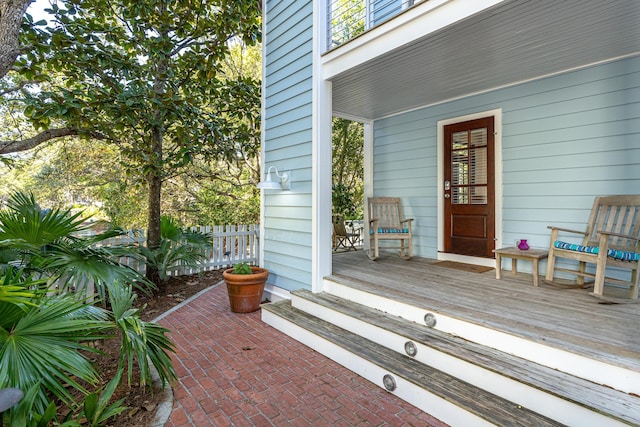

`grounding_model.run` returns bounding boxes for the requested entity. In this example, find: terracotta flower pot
[222,267,269,313]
